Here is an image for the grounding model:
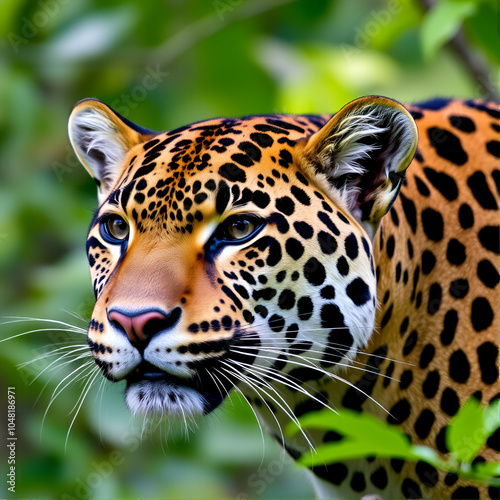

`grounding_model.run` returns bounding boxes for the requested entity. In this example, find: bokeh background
[0,0,497,498]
